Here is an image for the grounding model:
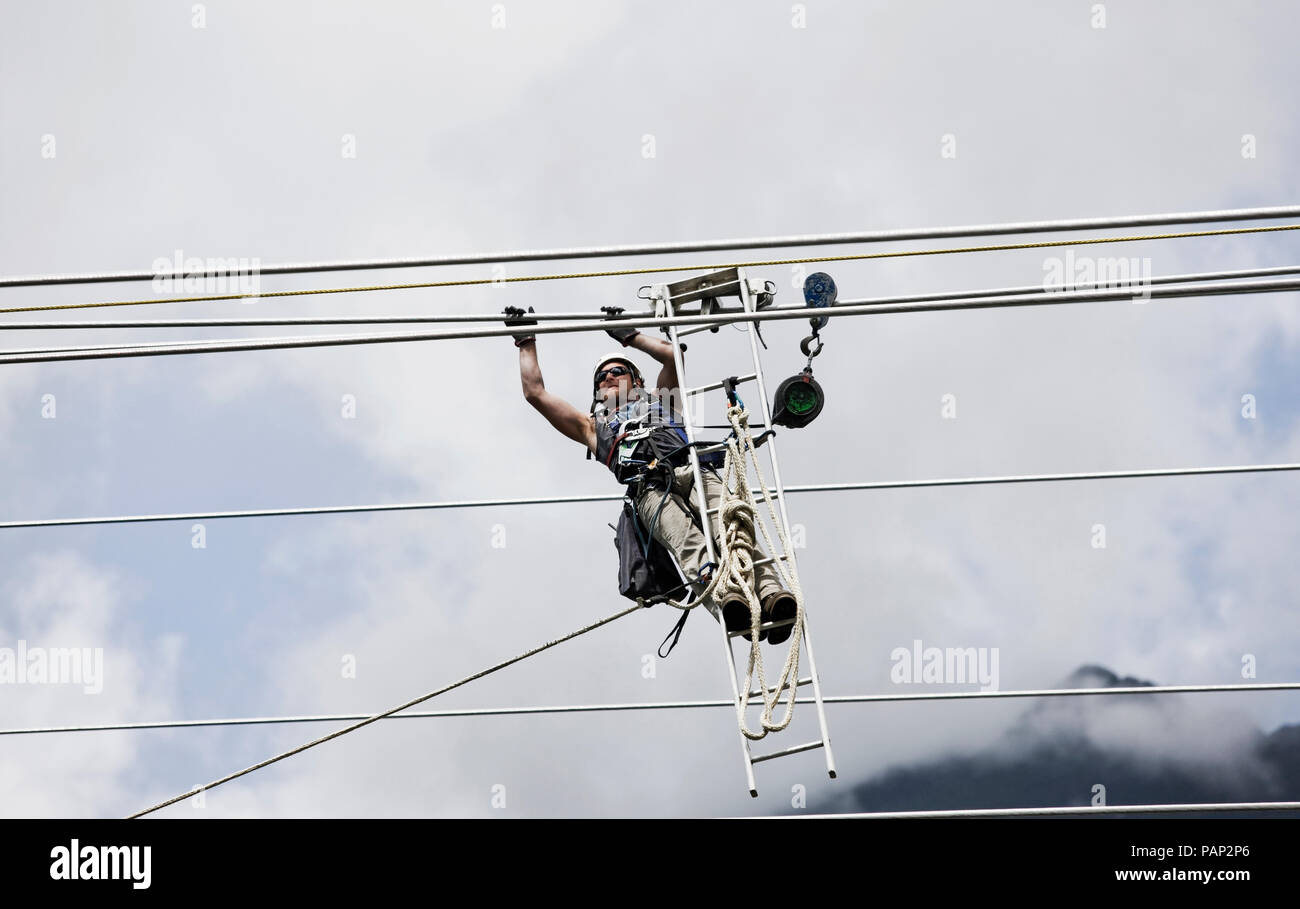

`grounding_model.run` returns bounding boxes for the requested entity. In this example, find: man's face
[596,363,637,407]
